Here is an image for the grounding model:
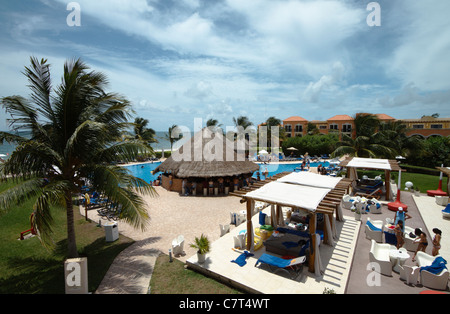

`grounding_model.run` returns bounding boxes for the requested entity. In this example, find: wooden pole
[246,199,253,250]
[385,170,391,200]
[308,213,316,273]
